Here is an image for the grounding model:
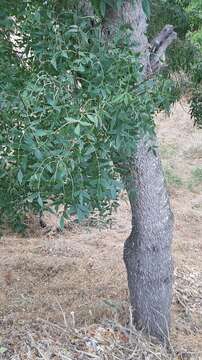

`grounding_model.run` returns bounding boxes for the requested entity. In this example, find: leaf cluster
[149,0,202,127]
[0,0,176,230]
